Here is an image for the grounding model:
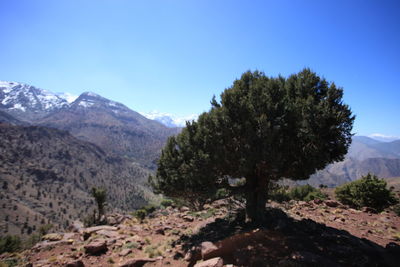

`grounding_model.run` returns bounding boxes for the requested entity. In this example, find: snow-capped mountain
[141,111,198,128]
[0,81,72,121]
